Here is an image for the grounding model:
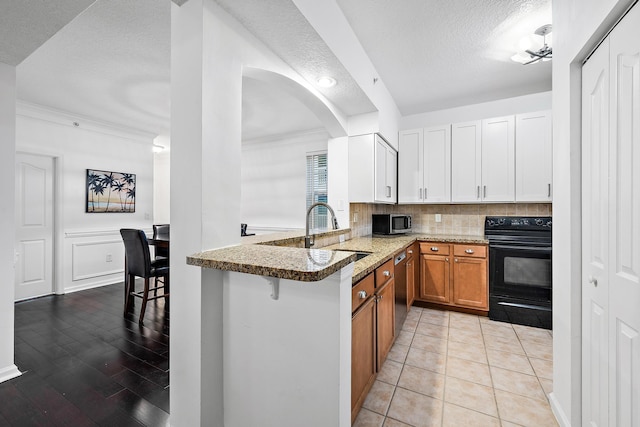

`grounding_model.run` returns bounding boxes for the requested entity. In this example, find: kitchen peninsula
[187,229,488,426]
